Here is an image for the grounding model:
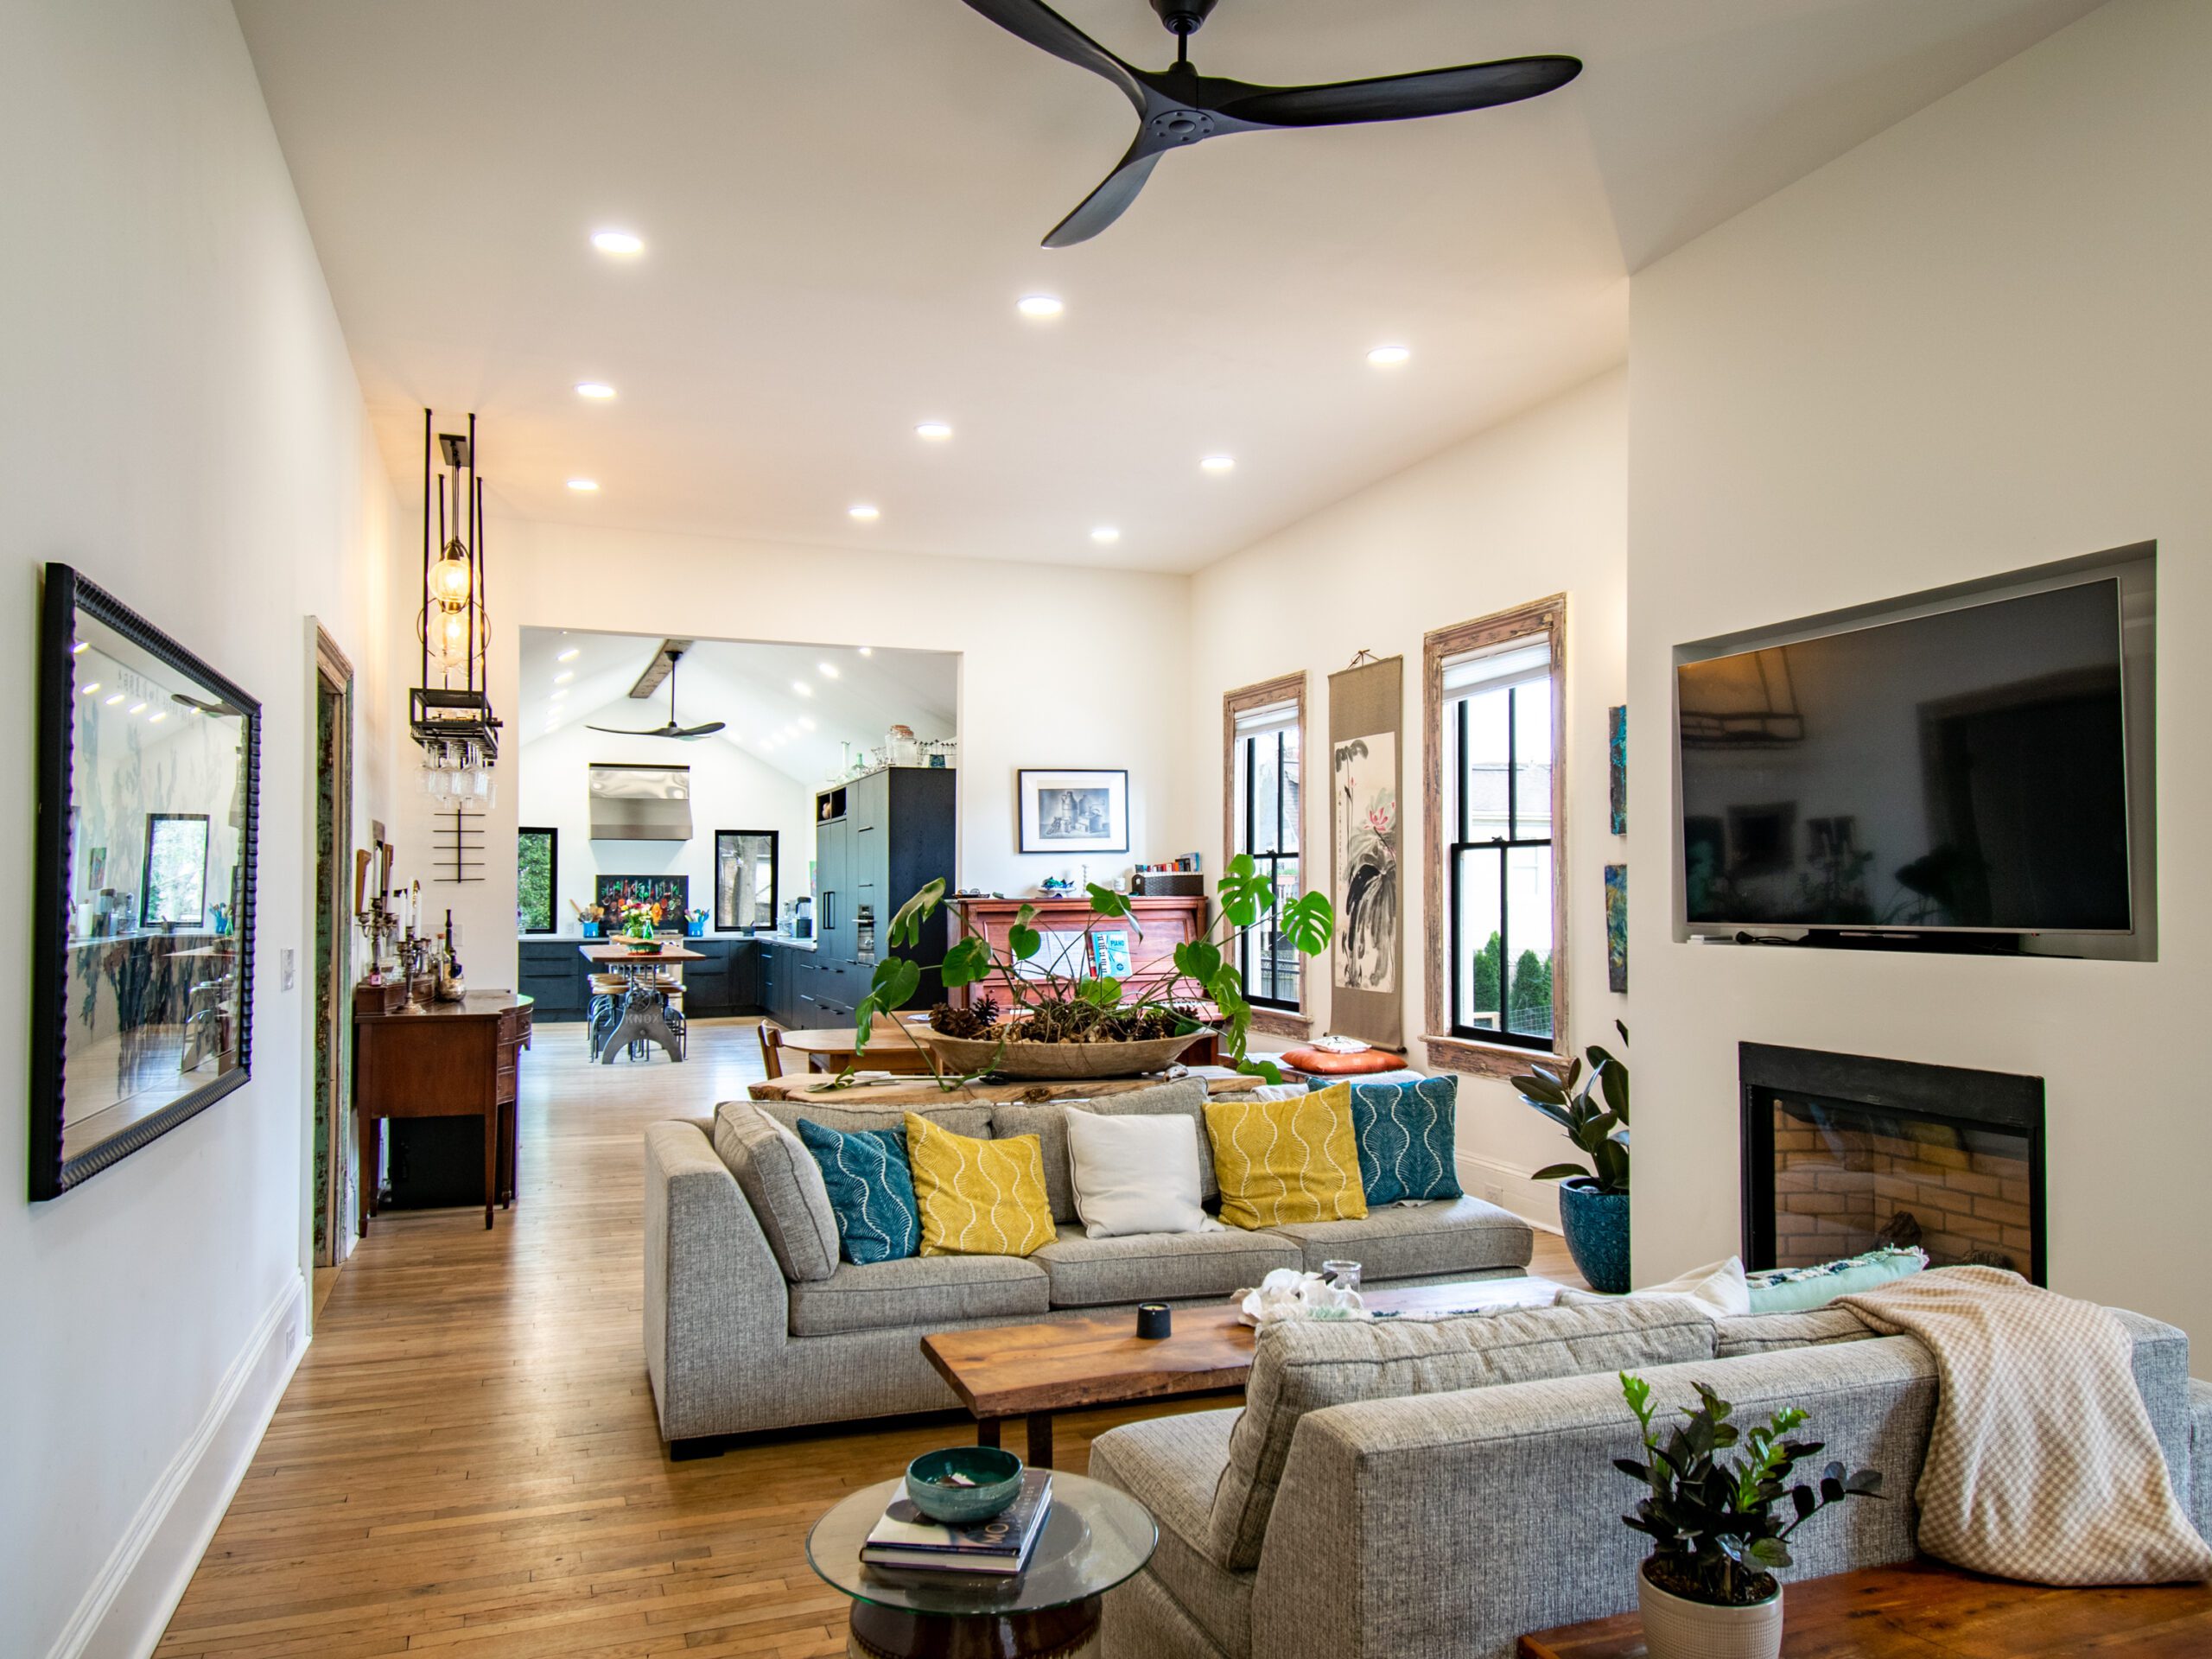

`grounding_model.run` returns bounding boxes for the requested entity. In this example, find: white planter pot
[1637,1563,1783,1659]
